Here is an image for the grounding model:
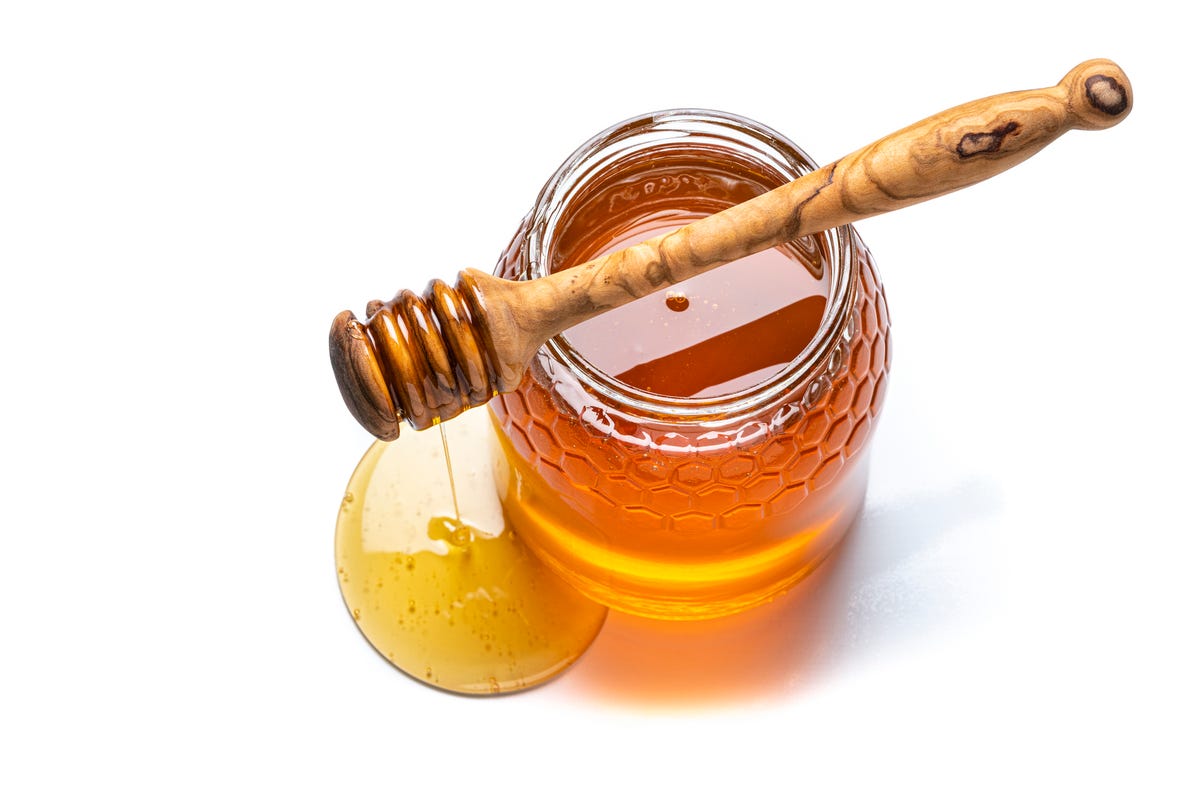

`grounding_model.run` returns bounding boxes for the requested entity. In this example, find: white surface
[2,2,1196,796]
